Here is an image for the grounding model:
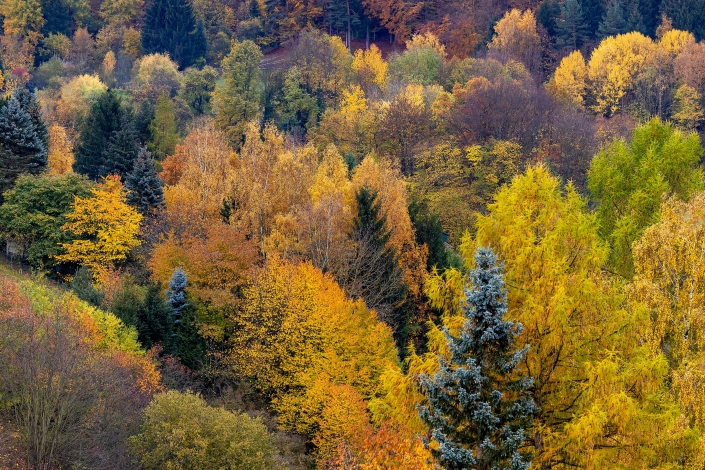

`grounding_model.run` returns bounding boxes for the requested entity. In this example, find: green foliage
[588,118,704,277]
[556,0,589,49]
[212,39,263,147]
[148,94,179,159]
[166,268,205,369]
[0,95,49,202]
[141,0,207,68]
[419,248,536,470]
[389,44,443,86]
[408,199,448,271]
[351,186,409,344]
[0,173,92,271]
[137,282,172,349]
[180,65,218,115]
[71,265,105,307]
[598,0,627,38]
[125,148,165,214]
[110,278,144,327]
[73,90,132,179]
[128,390,280,470]
[278,66,319,134]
